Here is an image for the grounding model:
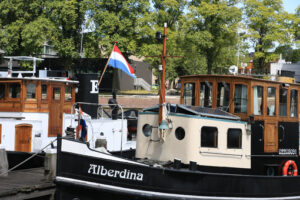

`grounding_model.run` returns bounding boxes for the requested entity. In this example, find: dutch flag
[108,45,136,79]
